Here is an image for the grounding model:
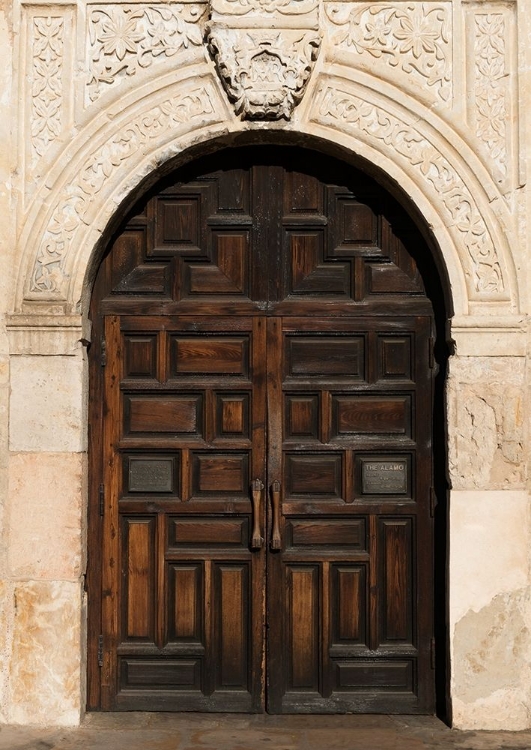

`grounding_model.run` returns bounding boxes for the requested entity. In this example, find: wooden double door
[89,148,436,714]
